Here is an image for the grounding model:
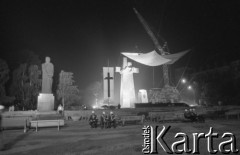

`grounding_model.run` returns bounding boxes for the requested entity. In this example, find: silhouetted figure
[89,111,98,128]
[109,111,116,128]
[100,111,108,129]
[184,109,191,119]
[190,108,197,121]
[184,108,205,123]
[57,104,64,116]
